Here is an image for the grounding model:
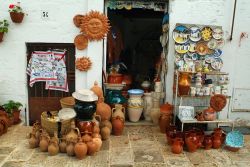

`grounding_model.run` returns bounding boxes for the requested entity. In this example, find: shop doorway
[26,43,75,125]
[105,1,168,89]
